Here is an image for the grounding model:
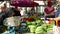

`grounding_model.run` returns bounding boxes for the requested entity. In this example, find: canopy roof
[10,0,39,7]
